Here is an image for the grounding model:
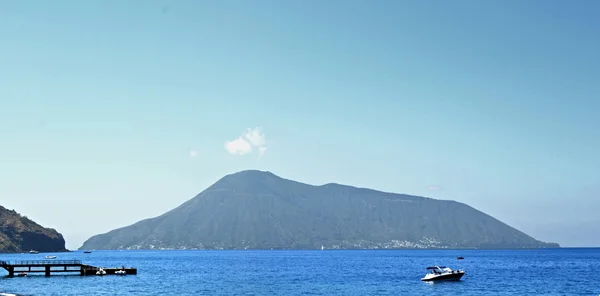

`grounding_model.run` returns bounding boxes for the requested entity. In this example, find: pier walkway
[0,260,137,277]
